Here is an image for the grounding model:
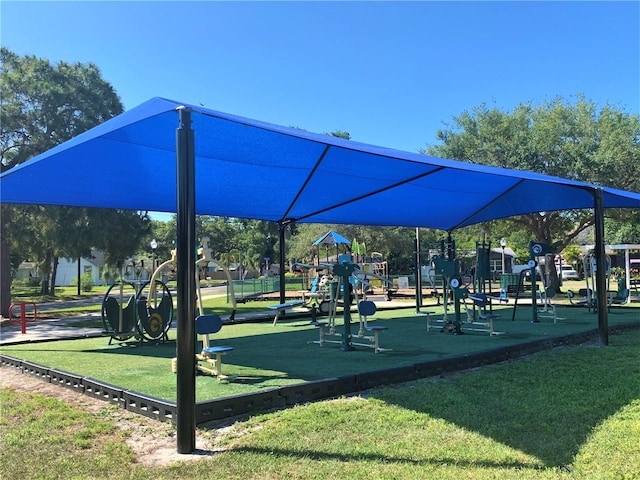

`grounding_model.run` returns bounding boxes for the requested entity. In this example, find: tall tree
[424,96,640,289]
[0,48,123,314]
